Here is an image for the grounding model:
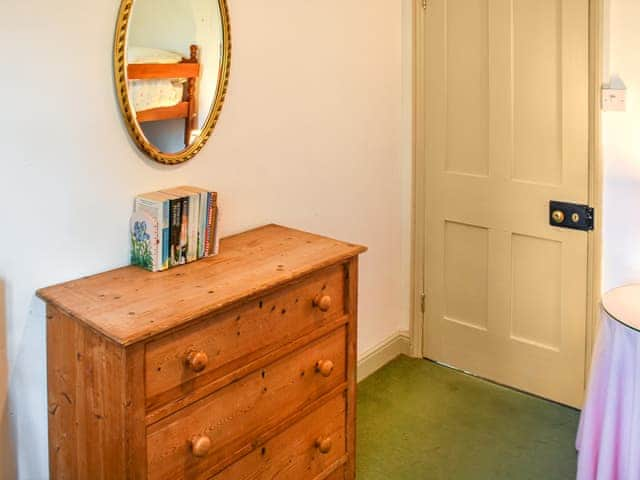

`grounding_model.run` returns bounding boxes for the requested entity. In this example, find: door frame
[410,0,604,384]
